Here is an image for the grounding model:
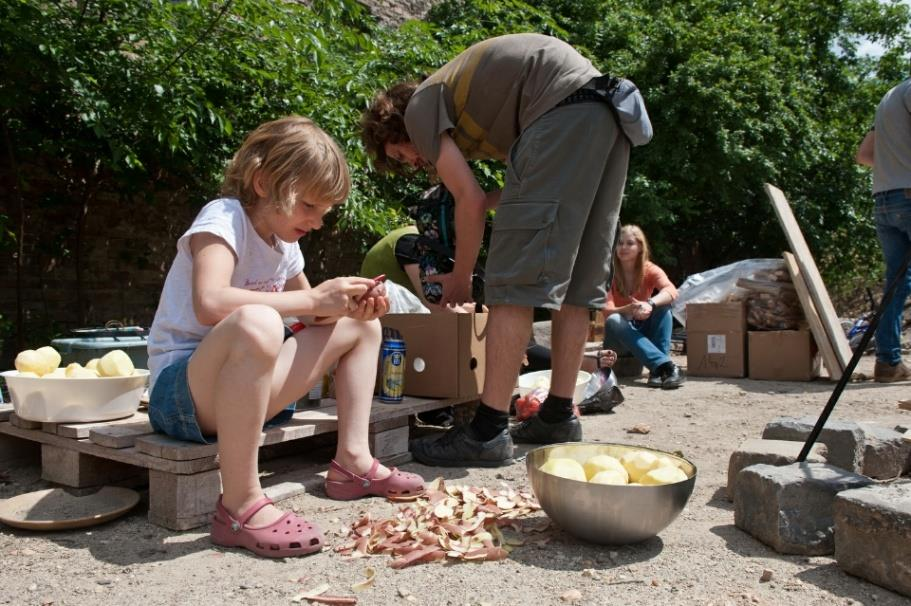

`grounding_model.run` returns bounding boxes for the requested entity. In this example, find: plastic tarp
[672,259,785,327]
